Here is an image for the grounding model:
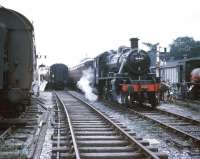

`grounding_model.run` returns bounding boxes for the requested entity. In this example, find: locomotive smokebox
[130,38,139,49]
